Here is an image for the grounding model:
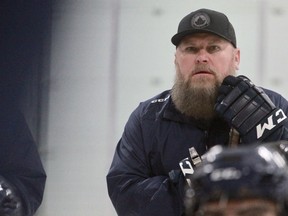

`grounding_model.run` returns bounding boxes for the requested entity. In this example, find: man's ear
[234,48,240,70]
[174,51,178,65]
